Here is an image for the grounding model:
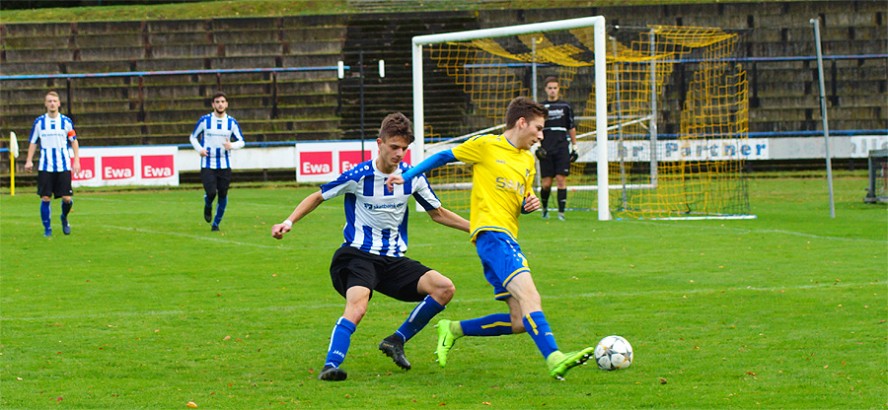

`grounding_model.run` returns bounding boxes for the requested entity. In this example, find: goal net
[412,17,752,220]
